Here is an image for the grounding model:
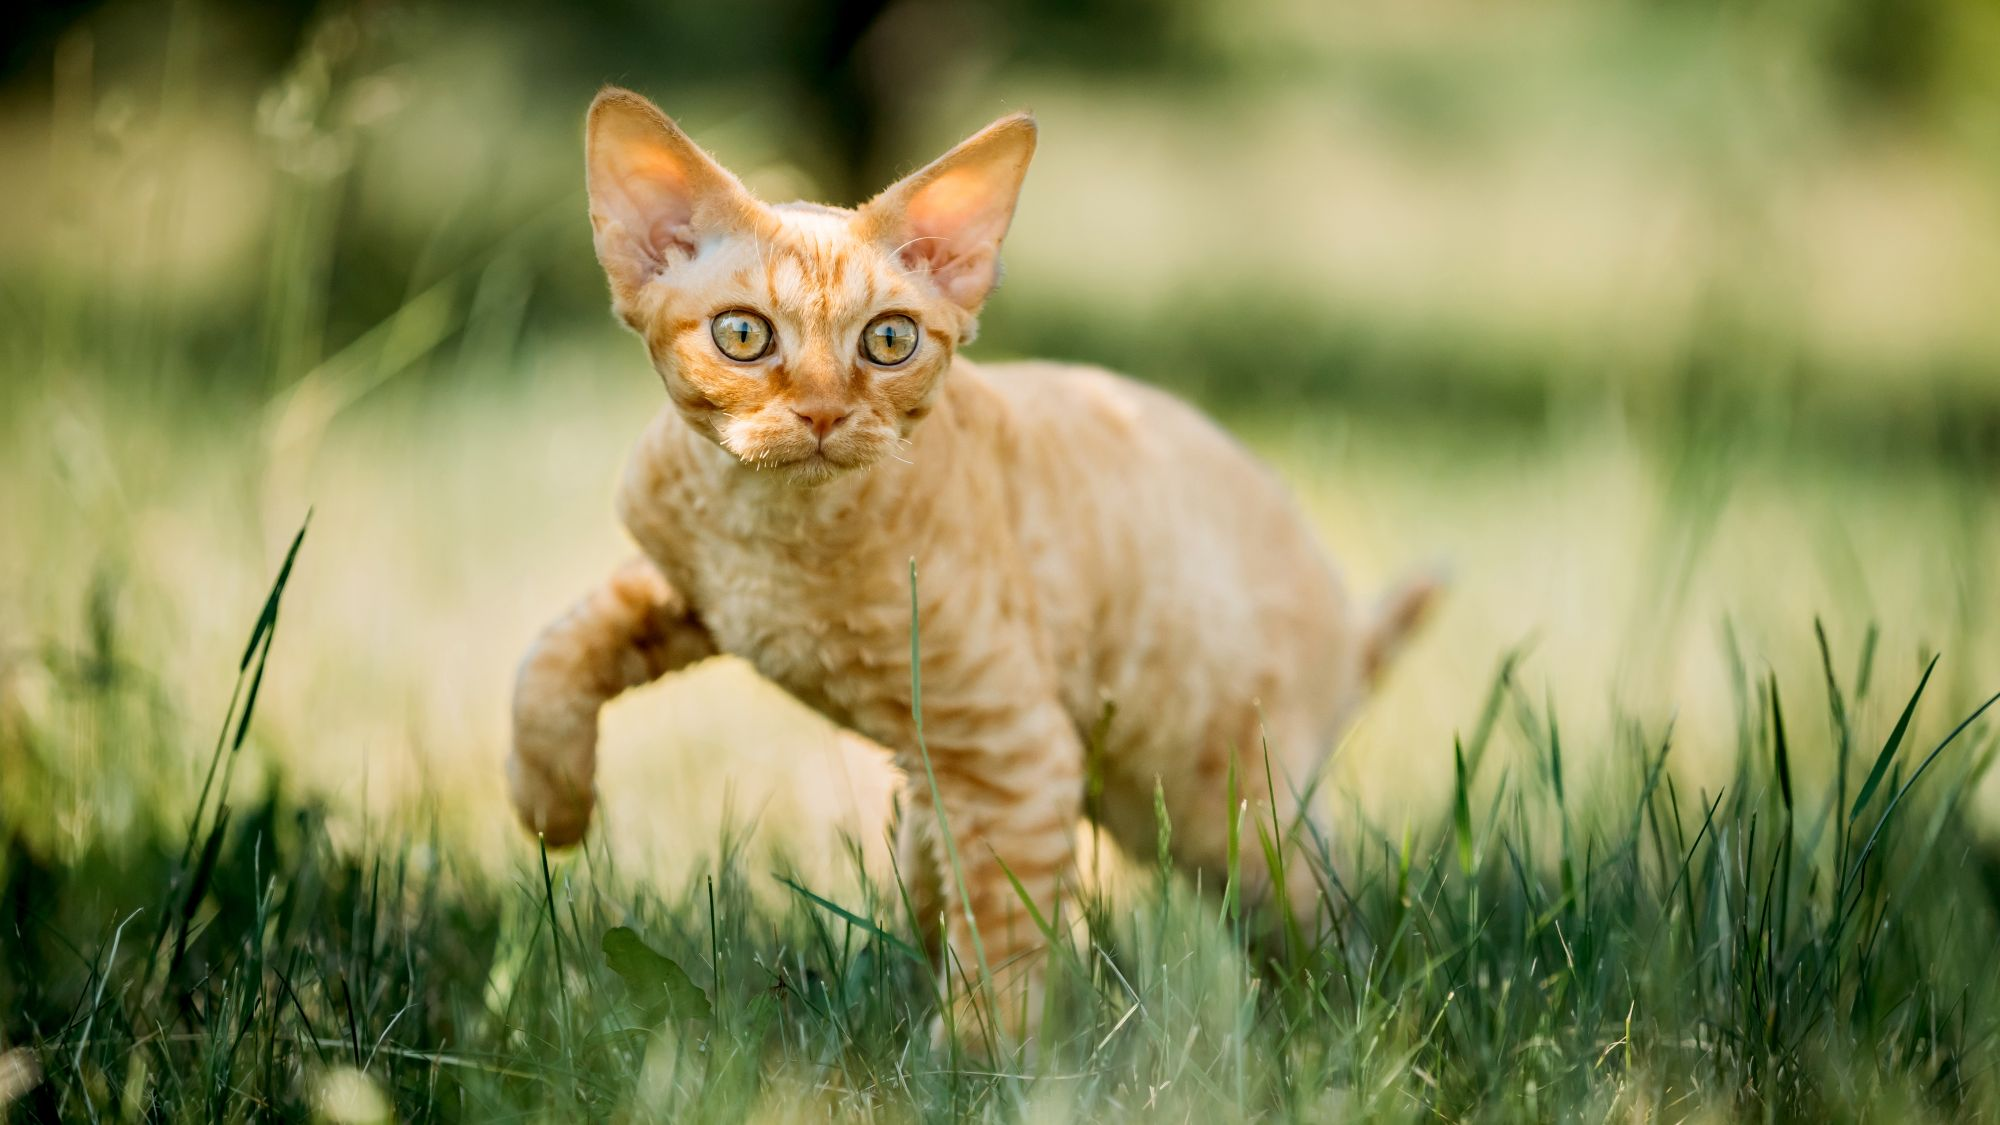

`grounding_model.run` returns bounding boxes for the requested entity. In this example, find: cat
[509,87,1439,1048]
